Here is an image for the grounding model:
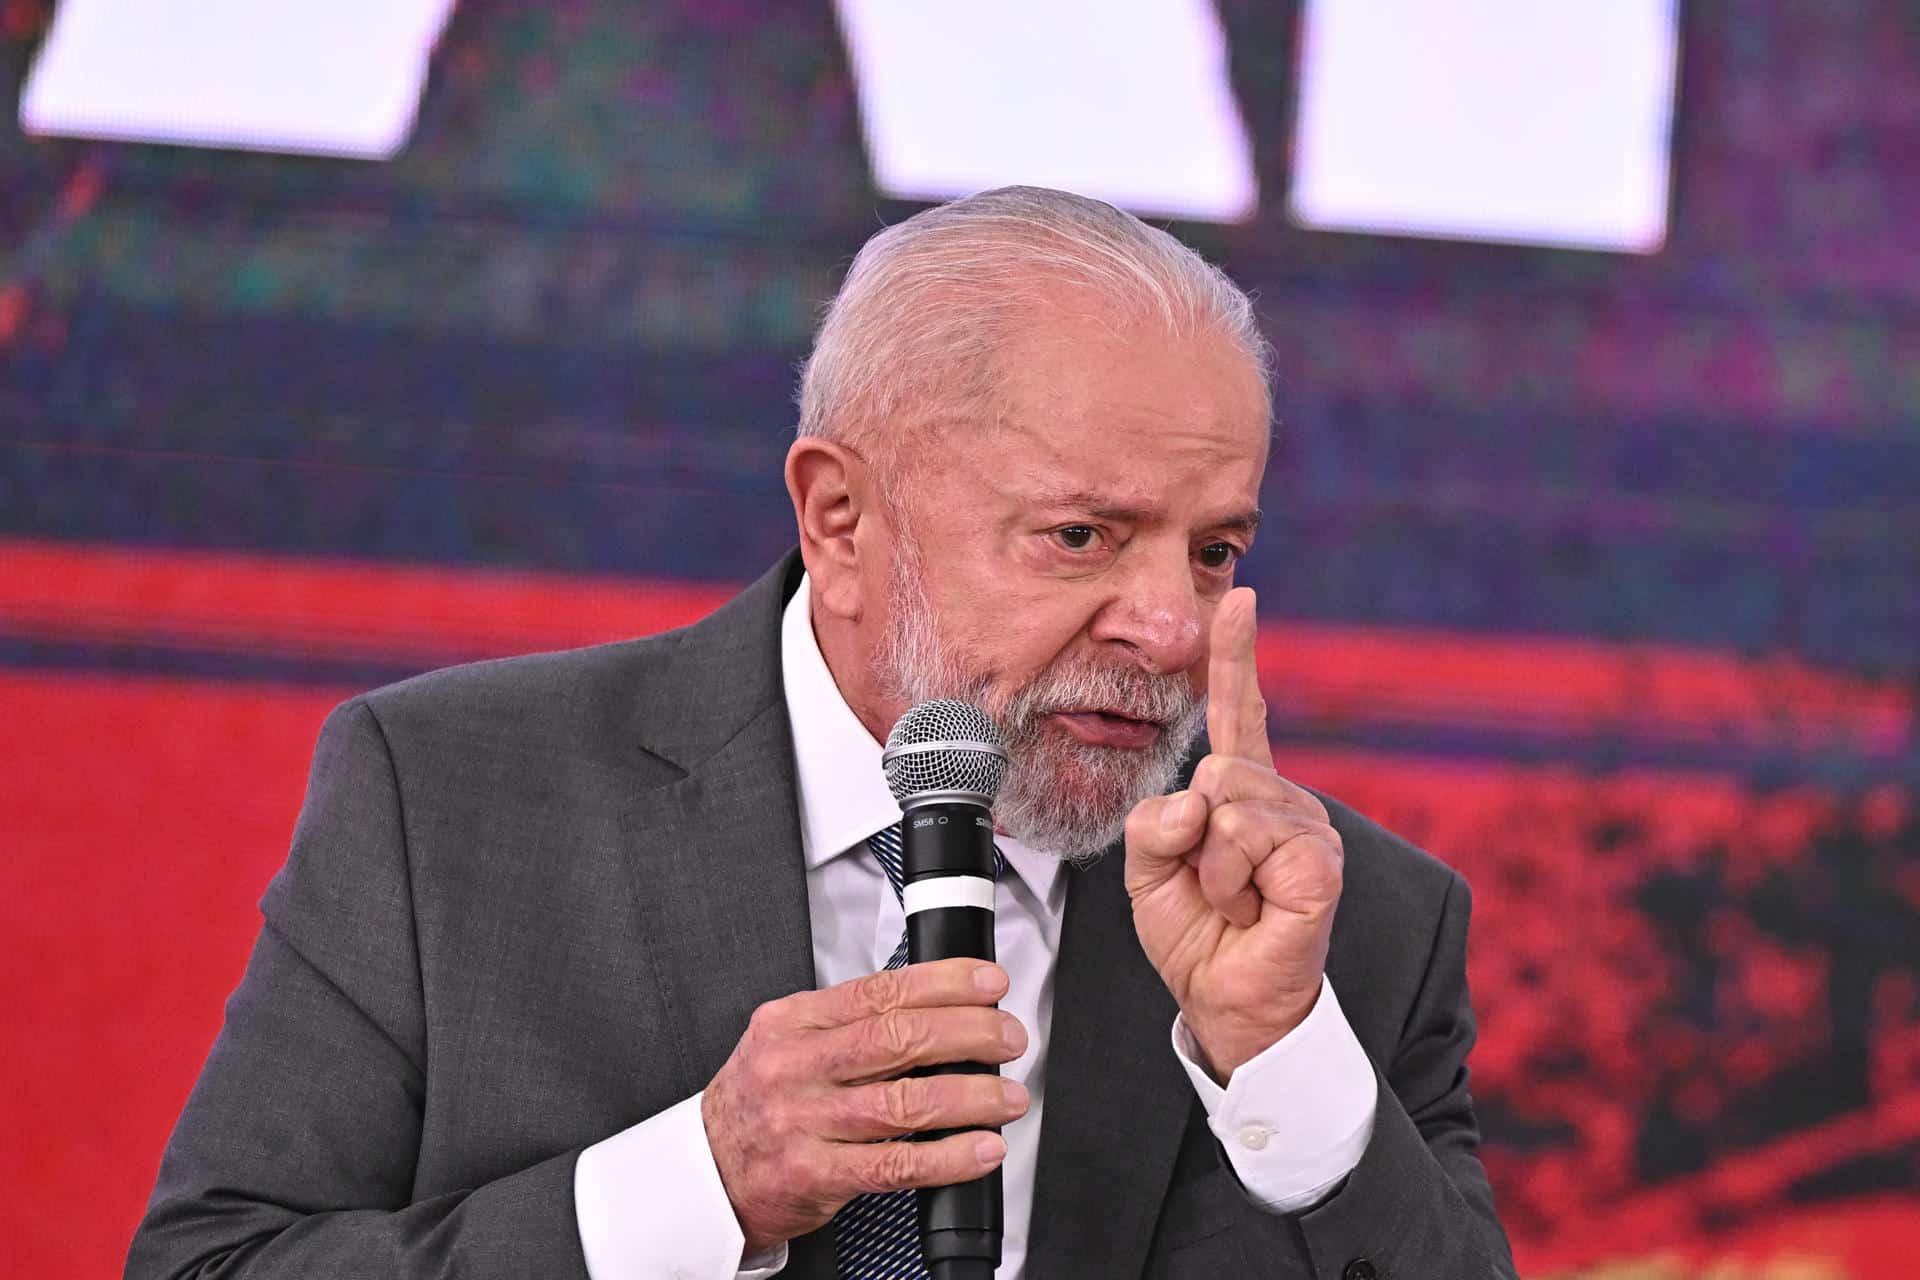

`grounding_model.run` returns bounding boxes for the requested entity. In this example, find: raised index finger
[1206,586,1272,765]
